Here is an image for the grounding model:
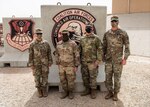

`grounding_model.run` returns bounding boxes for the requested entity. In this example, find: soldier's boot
[90,89,96,99]
[68,91,74,99]
[42,87,48,97]
[80,88,90,96]
[37,88,43,98]
[60,91,69,99]
[113,92,118,101]
[105,91,113,99]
